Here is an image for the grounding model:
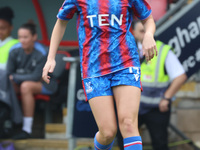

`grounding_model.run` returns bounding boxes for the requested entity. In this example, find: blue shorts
[41,85,54,95]
[82,67,142,101]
